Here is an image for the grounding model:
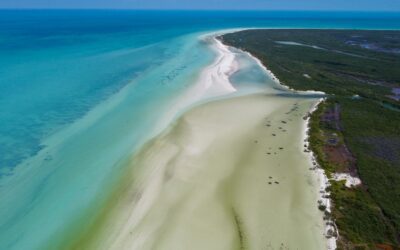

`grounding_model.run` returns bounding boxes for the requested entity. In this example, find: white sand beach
[333,173,362,188]
[72,32,332,250]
